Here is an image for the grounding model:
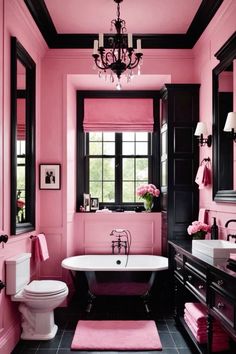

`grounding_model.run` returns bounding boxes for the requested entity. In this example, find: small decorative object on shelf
[187,221,210,240]
[136,184,160,212]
